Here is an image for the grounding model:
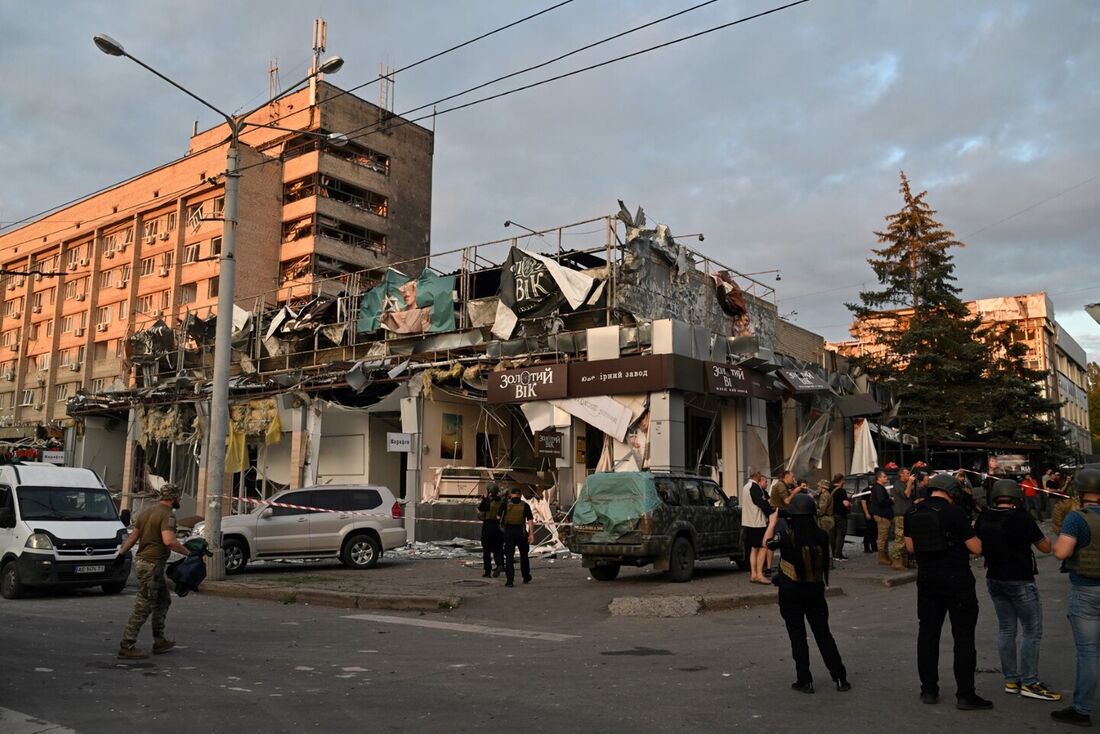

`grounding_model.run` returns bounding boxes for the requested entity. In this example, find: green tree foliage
[1089,362,1100,455]
[846,172,988,440]
[847,172,1074,462]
